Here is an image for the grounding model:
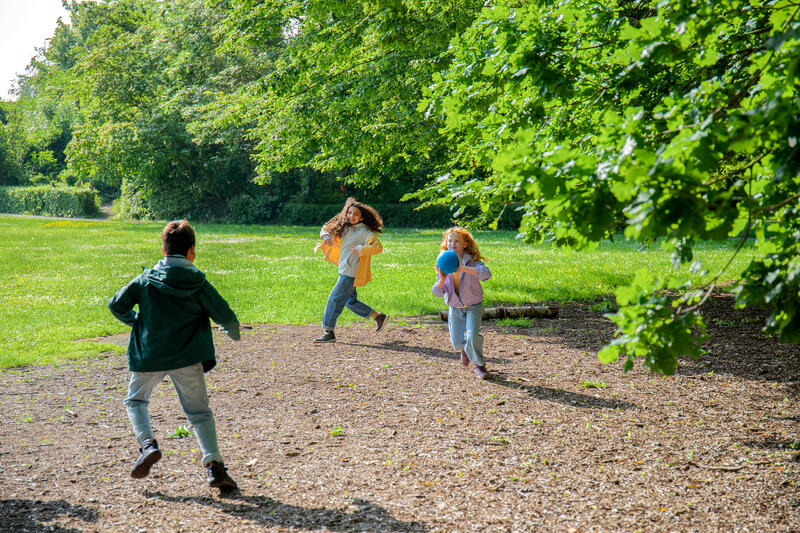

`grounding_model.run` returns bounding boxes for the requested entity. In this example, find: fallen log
[438,304,559,322]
